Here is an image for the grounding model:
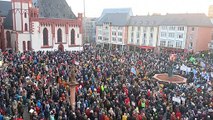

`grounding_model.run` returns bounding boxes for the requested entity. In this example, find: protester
[0,47,212,120]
